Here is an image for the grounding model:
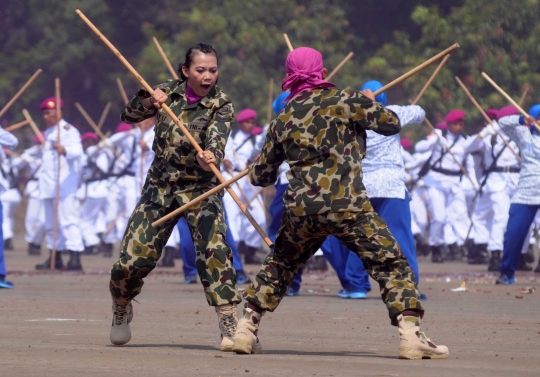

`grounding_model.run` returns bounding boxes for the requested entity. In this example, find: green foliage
[0,0,539,147]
